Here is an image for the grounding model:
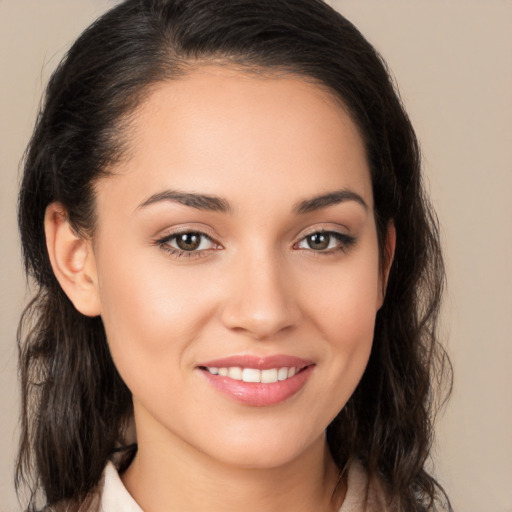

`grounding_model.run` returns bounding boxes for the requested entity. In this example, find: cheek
[94,247,220,388]
[300,248,381,401]
[306,252,381,346]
